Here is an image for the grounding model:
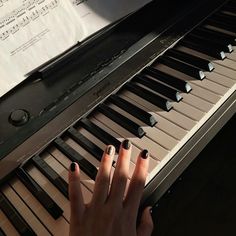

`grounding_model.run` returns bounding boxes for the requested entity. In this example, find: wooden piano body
[0,0,235,234]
